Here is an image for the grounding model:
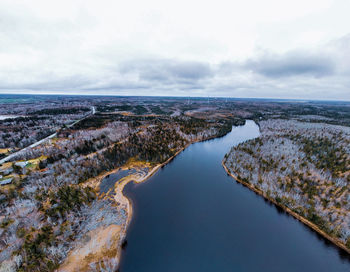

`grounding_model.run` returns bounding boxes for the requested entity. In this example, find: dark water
[119,121,350,272]
[100,169,136,194]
